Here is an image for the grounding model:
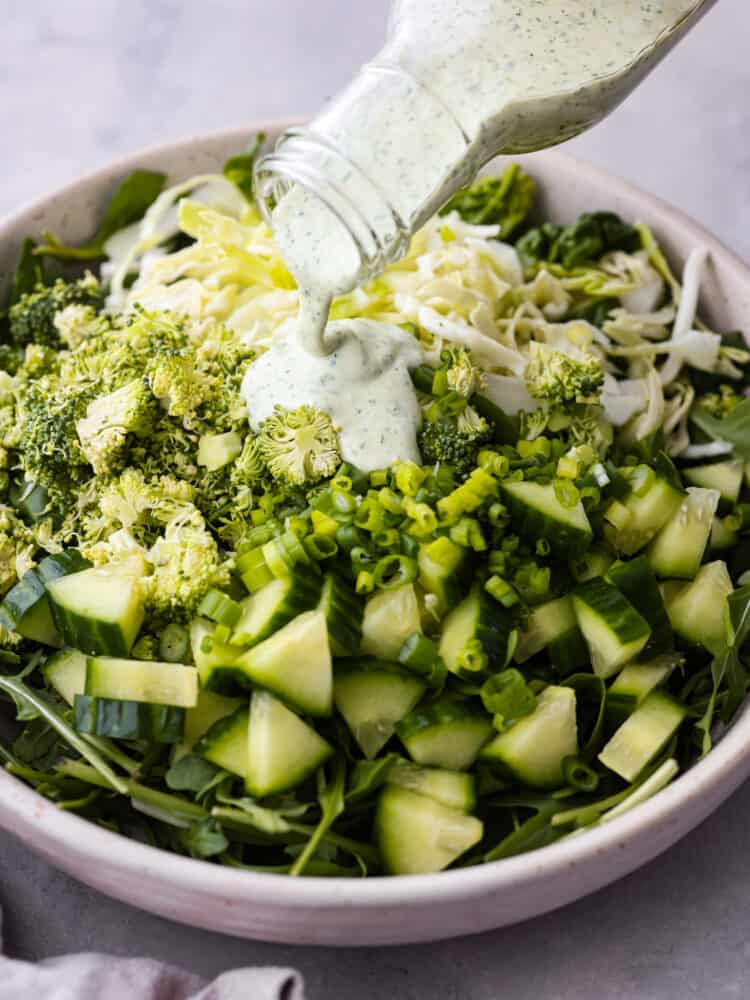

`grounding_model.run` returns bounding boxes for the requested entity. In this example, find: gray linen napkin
[0,910,306,1000]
